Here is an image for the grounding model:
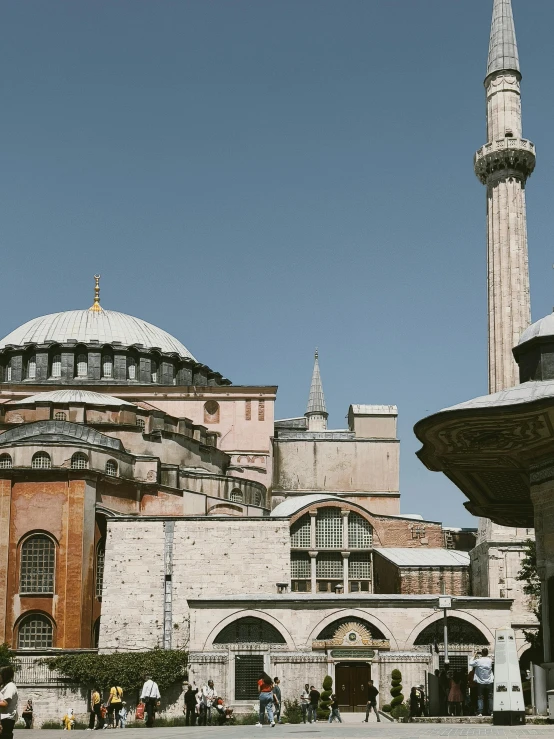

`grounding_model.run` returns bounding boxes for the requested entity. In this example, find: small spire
[487,0,520,79]
[305,349,327,417]
[89,274,103,313]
